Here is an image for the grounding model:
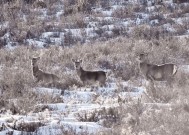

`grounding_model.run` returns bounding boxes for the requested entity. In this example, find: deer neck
[33,65,40,77]
[76,67,84,77]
